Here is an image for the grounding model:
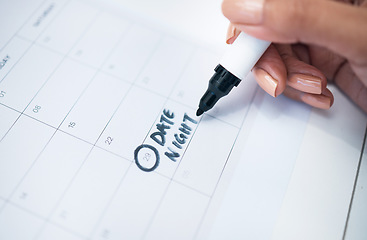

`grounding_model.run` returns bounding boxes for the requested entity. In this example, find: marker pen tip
[196,108,204,116]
